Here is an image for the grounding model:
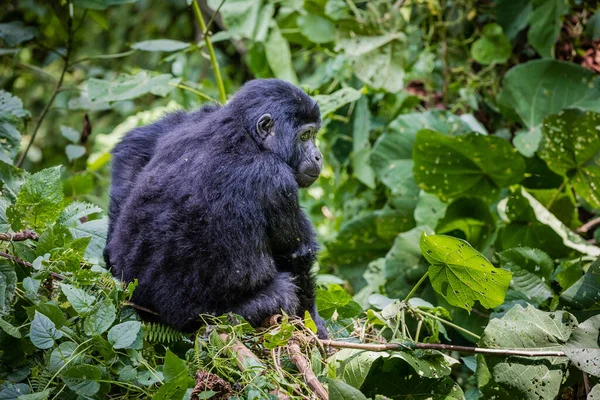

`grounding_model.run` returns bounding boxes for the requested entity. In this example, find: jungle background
[1,0,600,399]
